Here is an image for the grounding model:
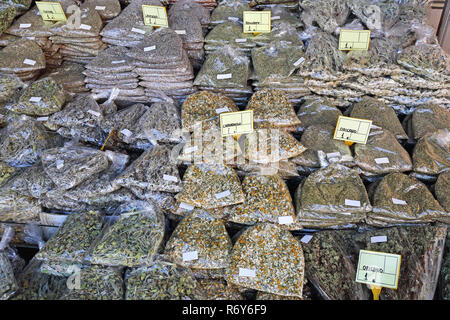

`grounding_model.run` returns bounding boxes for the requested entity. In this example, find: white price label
[23,59,36,66]
[175,30,186,35]
[79,24,92,30]
[163,174,178,182]
[326,152,341,159]
[371,236,387,243]
[182,251,198,262]
[278,216,294,225]
[215,190,231,199]
[29,97,42,103]
[120,129,133,137]
[375,157,390,164]
[345,199,361,207]
[217,74,232,80]
[239,268,256,277]
[179,202,194,211]
[334,116,373,144]
[215,107,229,114]
[20,24,31,28]
[144,46,156,52]
[293,57,305,67]
[392,198,407,205]
[300,235,313,243]
[131,27,146,34]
